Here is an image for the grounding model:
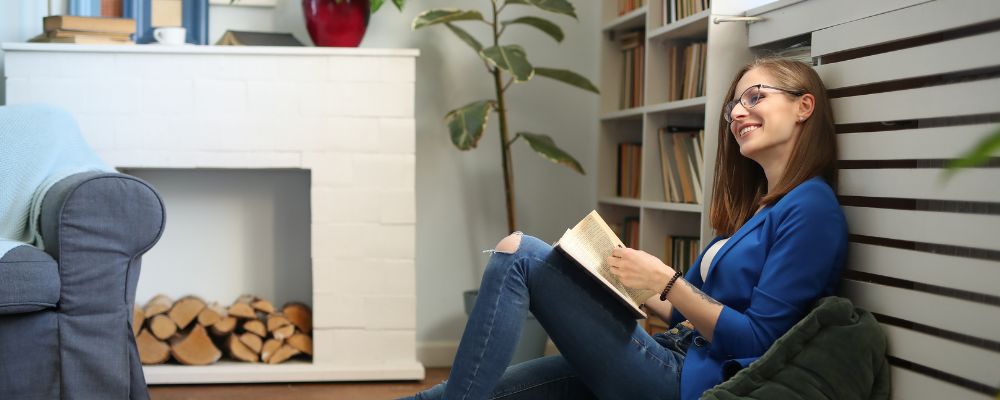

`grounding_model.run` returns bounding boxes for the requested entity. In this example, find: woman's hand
[607,247,675,291]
